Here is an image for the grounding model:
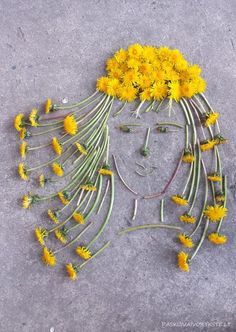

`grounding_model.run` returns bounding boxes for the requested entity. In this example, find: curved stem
[189,219,209,262]
[118,223,181,235]
[157,122,184,129]
[96,178,110,215]
[160,198,164,223]
[54,91,99,110]
[182,160,194,197]
[216,175,227,233]
[188,142,201,212]
[87,174,115,249]
[113,102,127,117]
